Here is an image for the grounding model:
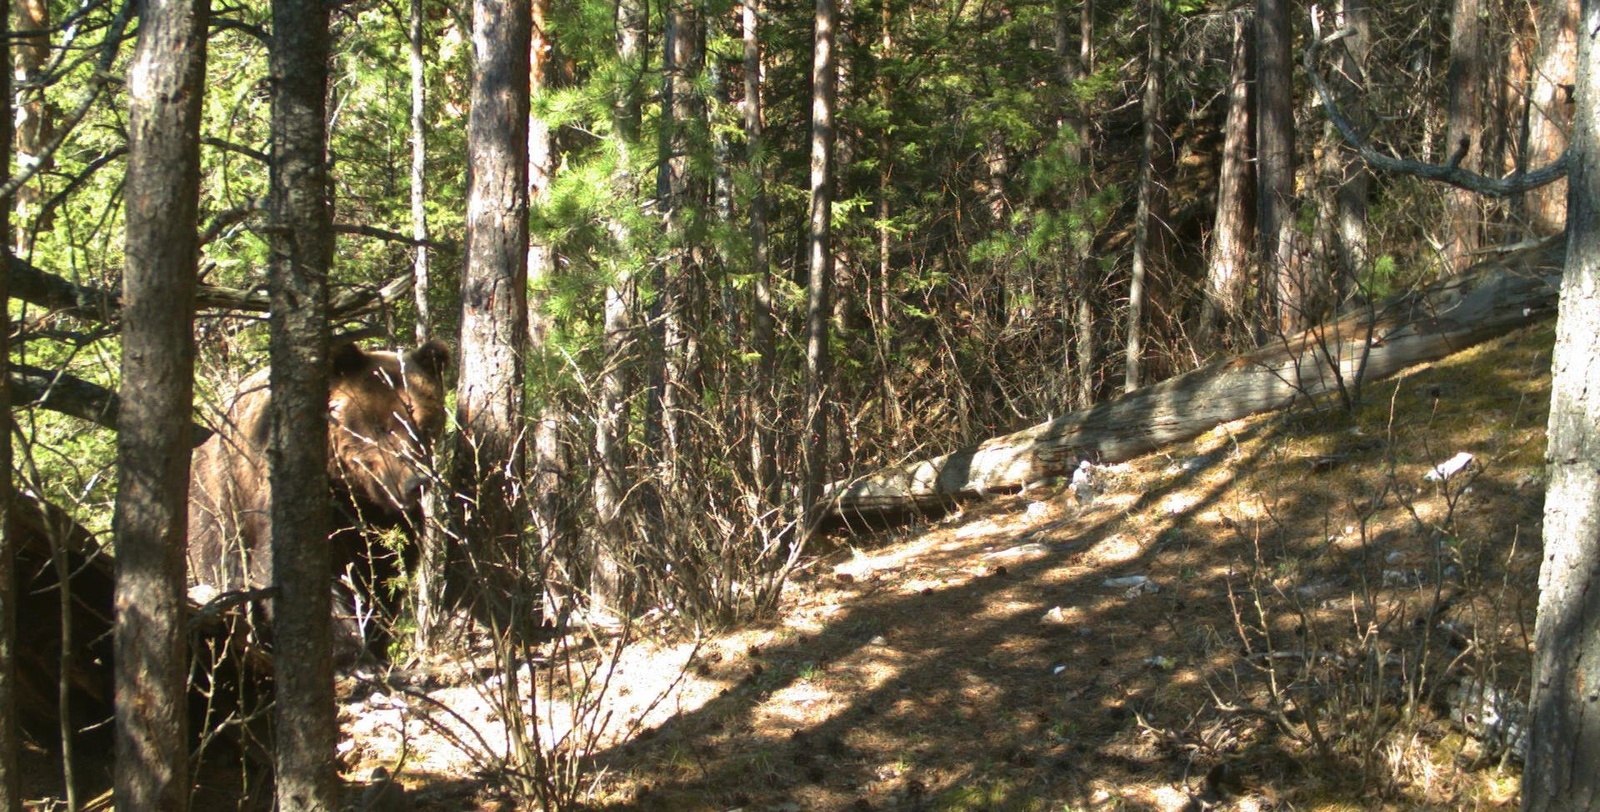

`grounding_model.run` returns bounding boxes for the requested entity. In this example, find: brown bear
[186,340,450,651]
